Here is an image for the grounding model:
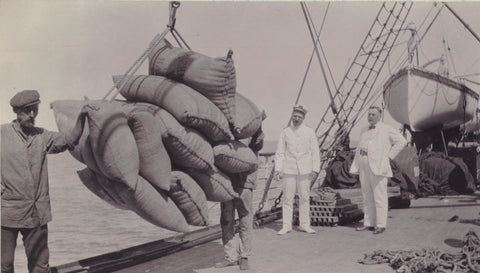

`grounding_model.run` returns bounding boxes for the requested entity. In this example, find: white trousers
[358,155,388,228]
[281,173,311,229]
